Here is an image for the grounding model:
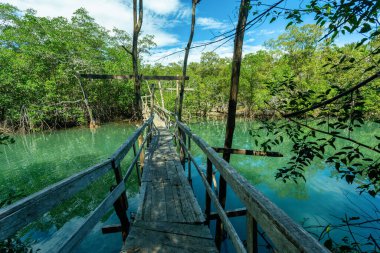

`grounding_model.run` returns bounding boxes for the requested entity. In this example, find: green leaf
[359,23,371,33]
